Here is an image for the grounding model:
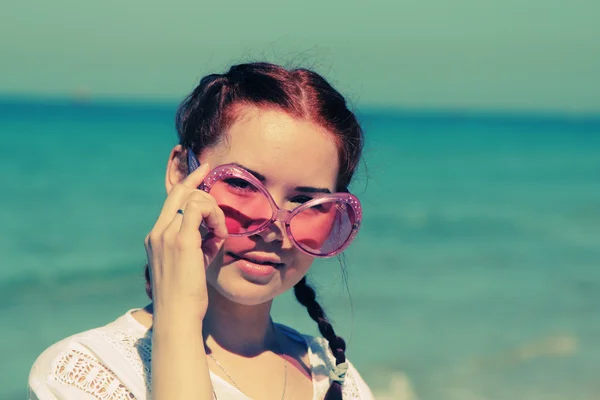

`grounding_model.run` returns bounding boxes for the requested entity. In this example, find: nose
[257,220,282,242]
[255,219,294,250]
[253,202,294,248]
